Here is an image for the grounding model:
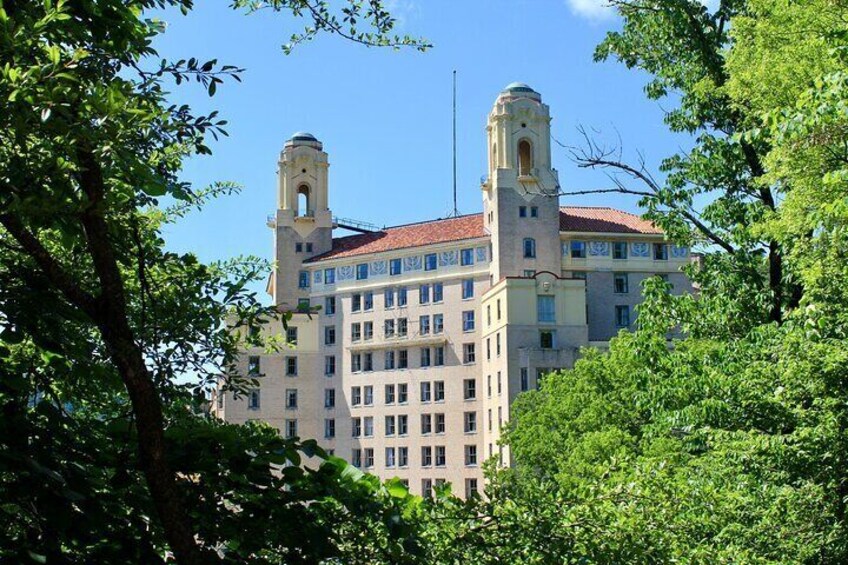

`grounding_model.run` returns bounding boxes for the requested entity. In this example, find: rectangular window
[487,305,492,326]
[434,346,445,367]
[398,318,408,337]
[287,326,298,344]
[435,413,446,434]
[433,313,444,334]
[570,241,587,259]
[247,388,260,409]
[384,288,395,308]
[325,296,336,316]
[384,350,396,370]
[286,356,298,376]
[613,242,628,260]
[465,478,478,499]
[364,385,373,406]
[433,282,443,303]
[352,448,362,467]
[421,414,432,434]
[487,375,492,397]
[496,333,501,356]
[297,298,310,312]
[419,284,430,304]
[420,381,432,402]
[285,388,298,409]
[540,330,555,349]
[419,315,431,335]
[497,372,502,395]
[363,321,373,340]
[420,347,431,368]
[247,355,260,375]
[488,409,492,431]
[614,273,629,294]
[462,310,476,332]
[519,206,527,217]
[520,367,529,391]
[486,338,491,361]
[385,447,396,467]
[537,295,556,323]
[654,243,668,260]
[464,411,477,433]
[364,416,374,437]
[385,384,396,404]
[424,253,437,271]
[324,388,335,408]
[398,414,408,435]
[398,383,409,404]
[296,242,303,253]
[384,319,395,338]
[465,445,478,466]
[398,350,408,369]
[324,268,336,284]
[497,299,501,320]
[460,248,474,266]
[390,258,402,276]
[364,448,374,468]
[324,418,335,438]
[398,286,407,306]
[385,415,396,436]
[351,353,362,372]
[351,386,362,406]
[285,419,297,438]
[324,355,336,376]
[524,269,536,277]
[422,446,433,467]
[464,379,476,400]
[298,271,310,288]
[351,323,361,342]
[462,279,474,299]
[398,446,409,467]
[324,326,336,345]
[363,352,373,372]
[434,380,445,402]
[523,238,536,258]
[364,292,373,311]
[530,206,538,218]
[356,263,368,280]
[422,478,433,497]
[306,243,313,253]
[615,305,631,327]
[352,294,361,312]
[463,343,476,364]
[435,445,446,467]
